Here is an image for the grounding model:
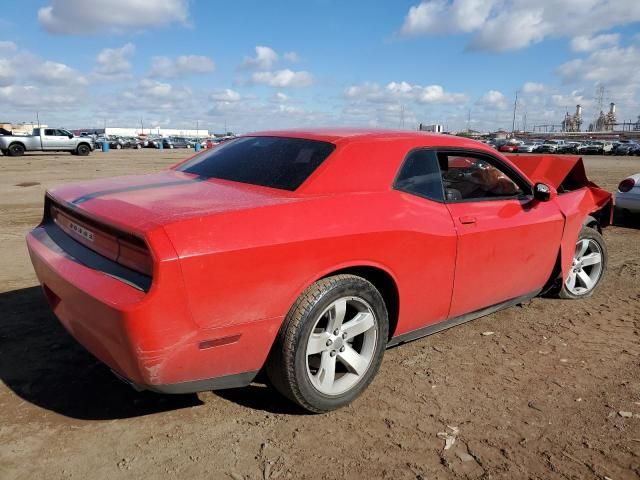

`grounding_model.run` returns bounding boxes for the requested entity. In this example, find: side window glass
[394,149,444,202]
[439,154,522,201]
[44,129,55,136]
